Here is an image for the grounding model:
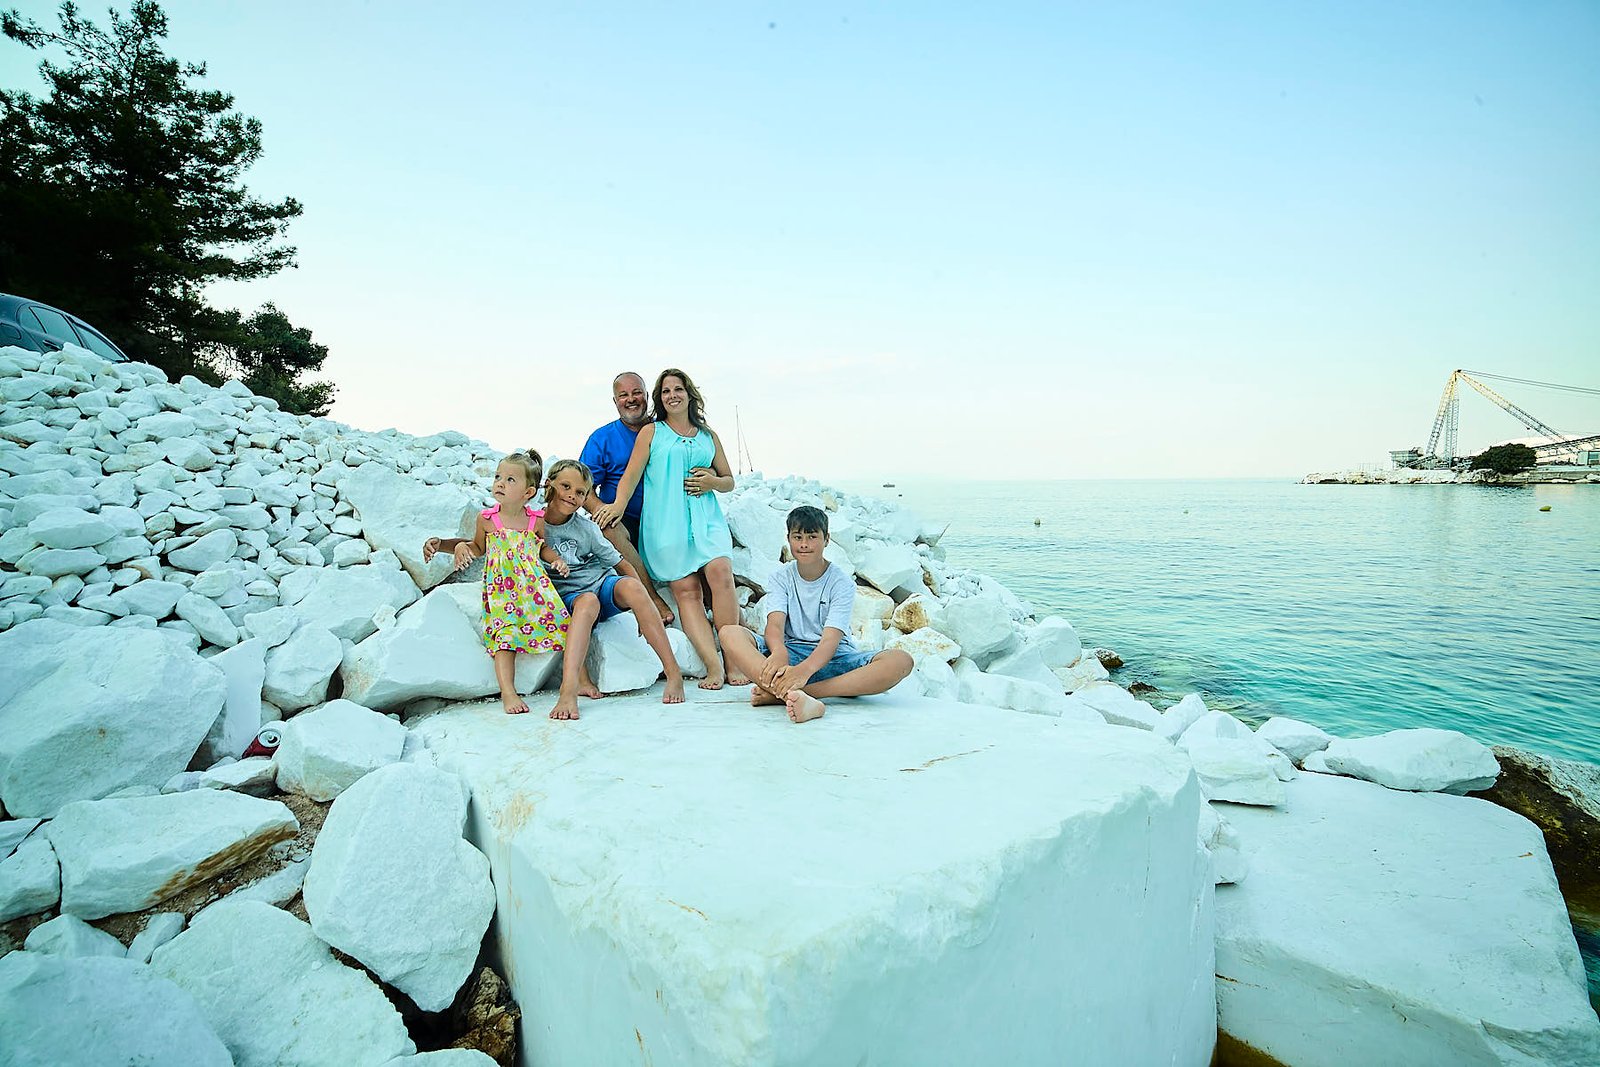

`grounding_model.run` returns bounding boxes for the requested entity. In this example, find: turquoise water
[841,479,1600,765]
